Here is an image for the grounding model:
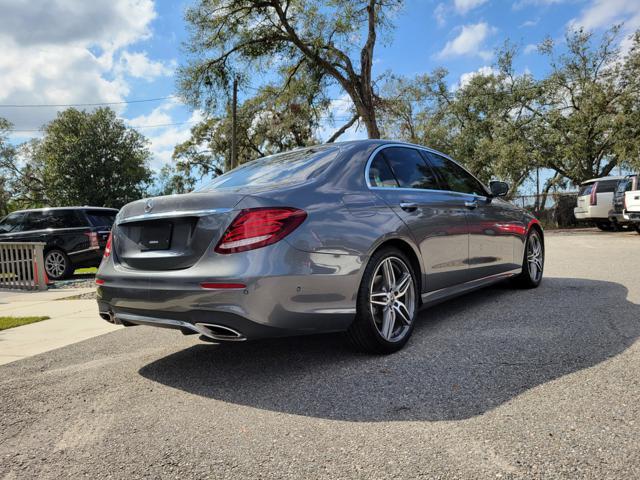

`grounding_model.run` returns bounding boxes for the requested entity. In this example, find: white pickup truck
[624,189,640,234]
